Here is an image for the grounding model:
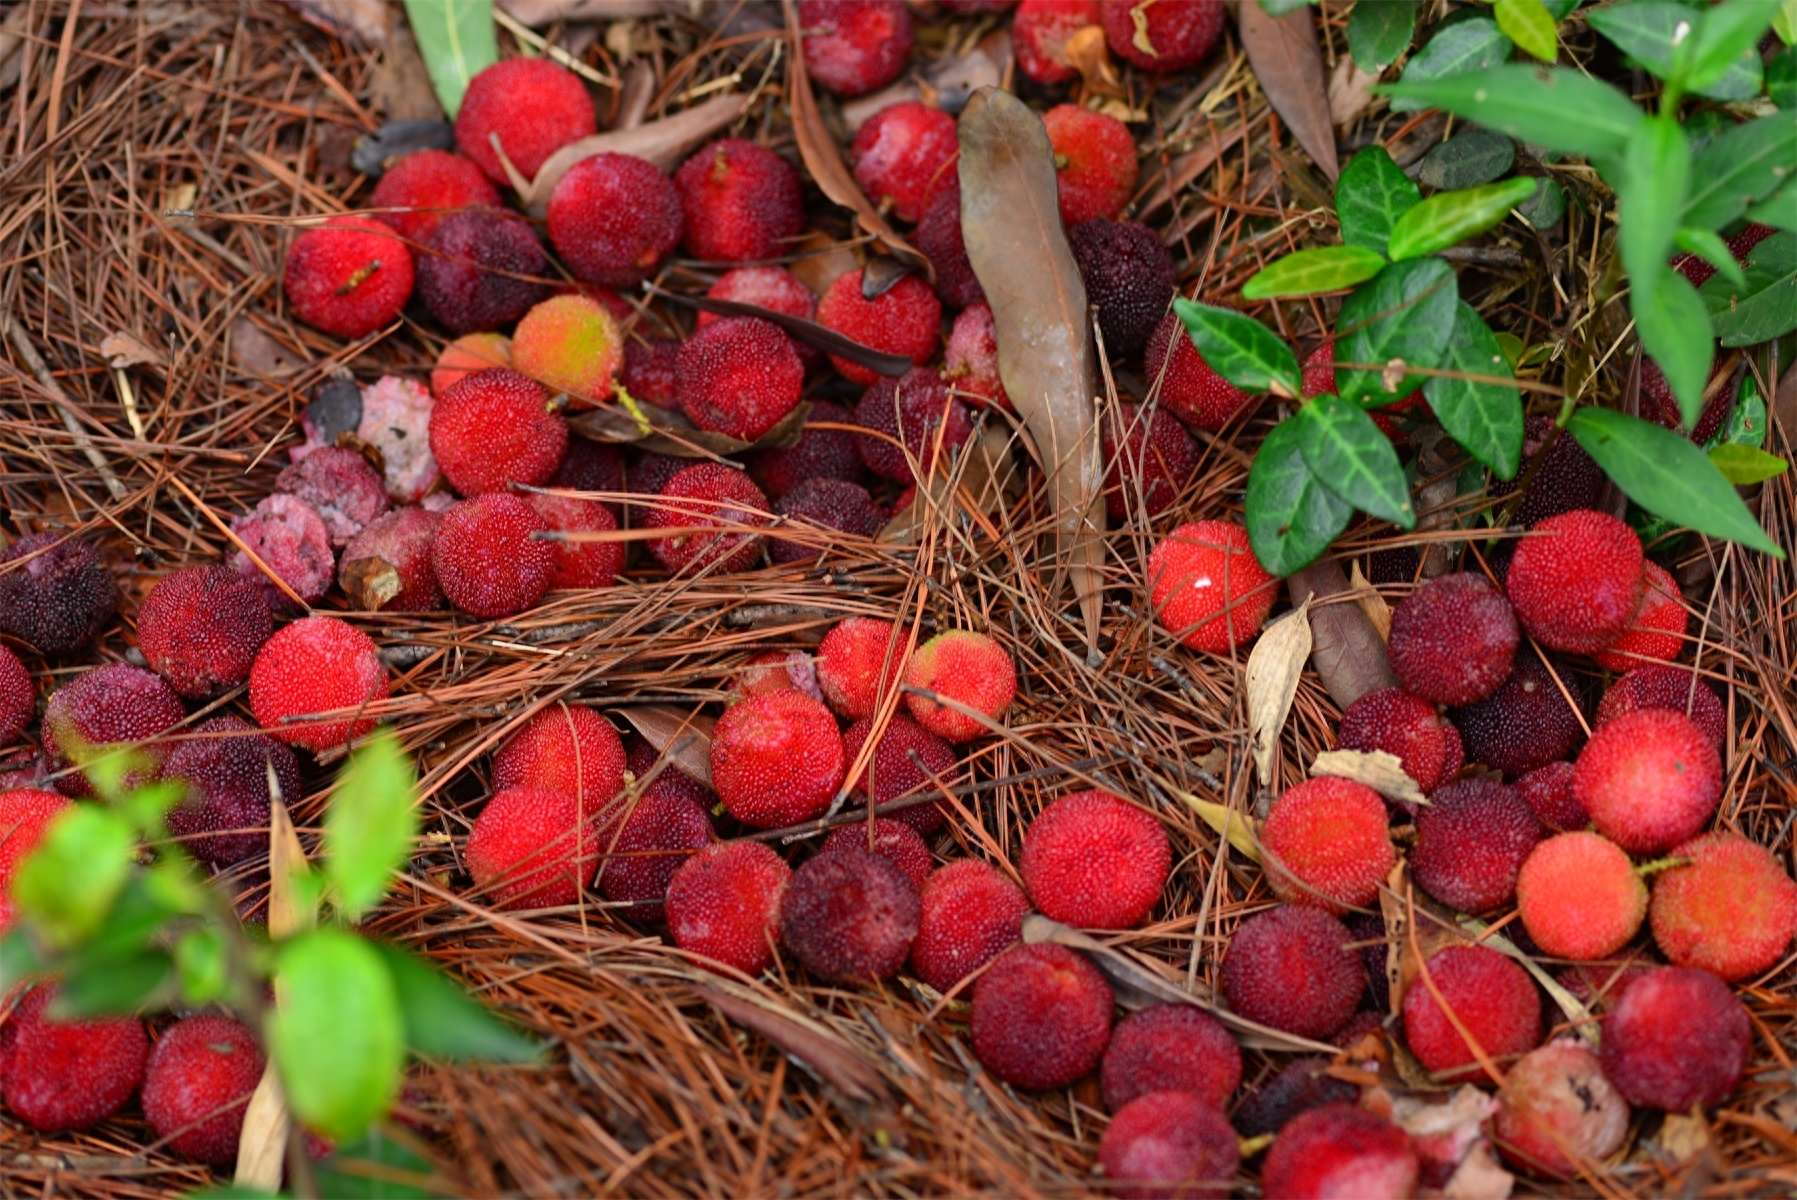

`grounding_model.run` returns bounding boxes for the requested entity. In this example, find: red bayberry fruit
[492,705,626,818]
[971,943,1113,1089]
[628,735,719,813]
[1015,0,1104,84]
[853,368,974,482]
[1044,106,1138,226]
[275,445,389,548]
[1143,310,1253,432]
[511,293,624,404]
[1556,960,1657,1011]
[1402,944,1541,1082]
[746,400,868,498]
[731,649,825,705]
[231,494,334,612]
[1599,966,1750,1110]
[137,566,273,700]
[701,266,823,373]
[1259,777,1395,913]
[455,57,596,184]
[1387,573,1519,707]
[711,690,845,828]
[665,840,792,974]
[1411,779,1543,915]
[677,316,805,441]
[416,210,552,334]
[1336,687,1465,795]
[42,664,185,796]
[1102,402,1199,520]
[797,0,914,96]
[1574,708,1720,855]
[141,1014,266,1166]
[283,215,414,339]
[0,532,118,655]
[1222,906,1365,1039]
[1507,509,1645,655]
[620,336,681,407]
[841,714,959,835]
[0,789,70,933]
[771,480,887,563]
[0,986,148,1132]
[674,138,805,263]
[340,507,445,612]
[1262,1104,1419,1200]
[779,844,921,982]
[850,101,959,224]
[1450,647,1585,778]
[1492,1039,1629,1180]
[915,189,986,309]
[1100,1004,1241,1113]
[1067,219,1175,356]
[551,436,627,516]
[430,368,567,496]
[1513,760,1584,832]
[1233,1058,1360,1136]
[249,616,389,753]
[909,859,1028,992]
[547,152,682,287]
[370,149,502,244]
[816,617,906,720]
[1098,1091,1239,1200]
[432,332,513,399]
[645,463,772,574]
[1021,789,1170,929]
[942,302,1011,411]
[1670,221,1776,290]
[903,629,1017,743]
[161,716,301,865]
[598,791,714,923]
[1641,356,1734,442]
[432,494,555,619]
[1515,831,1646,960]
[1488,415,1607,528]
[1596,663,1726,750]
[527,491,625,590]
[466,784,599,909]
[819,271,944,387]
[1147,520,1277,655]
[1649,831,1797,981]
[0,647,30,746]
[821,817,931,890]
[1100,0,1226,72]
